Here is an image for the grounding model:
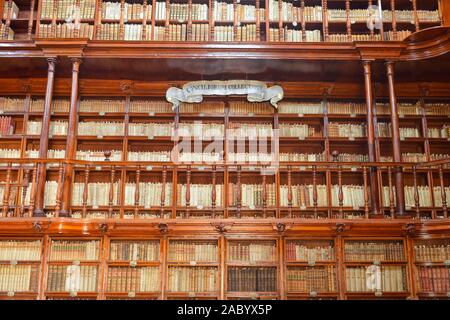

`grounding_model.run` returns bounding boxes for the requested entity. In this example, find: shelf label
[249,260,257,265]
[128,291,136,298]
[148,135,154,140]
[444,260,450,267]
[374,291,383,297]
[148,112,155,117]
[399,113,405,118]
[353,206,360,211]
[146,166,153,171]
[298,136,305,141]
[299,166,306,171]
[447,138,450,142]
[92,205,99,209]
[351,167,357,172]
[447,292,450,298]
[69,291,78,297]
[298,113,304,118]
[248,166,256,171]
[95,166,101,171]
[249,205,256,210]
[300,205,307,211]
[400,137,405,141]
[307,260,316,267]
[73,260,80,266]
[249,292,258,298]
[349,136,355,141]
[196,205,204,210]
[0,110,4,115]
[405,206,412,211]
[97,135,103,139]
[309,291,318,298]
[199,113,205,117]
[188,292,196,298]
[50,111,54,115]
[351,20,355,24]
[129,260,137,267]
[178,19,185,23]
[7,291,14,297]
[248,113,254,117]
[99,112,105,116]
[373,260,381,266]
[198,166,205,171]
[189,261,197,266]
[48,134,53,139]
[10,260,17,266]
[350,113,356,118]
[292,21,297,27]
